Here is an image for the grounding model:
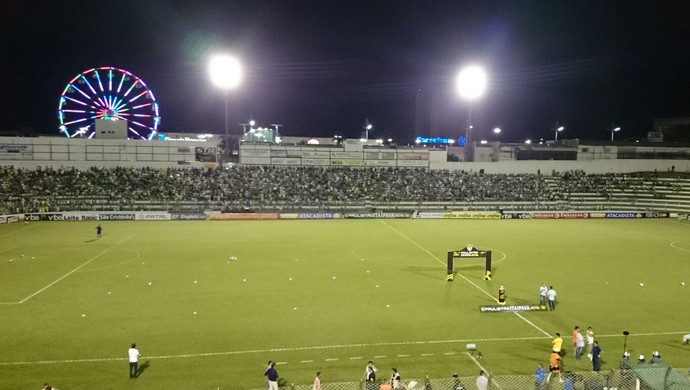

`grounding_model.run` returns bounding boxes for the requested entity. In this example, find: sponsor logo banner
[171,213,207,220]
[330,159,364,166]
[443,212,502,219]
[298,213,342,219]
[344,212,410,219]
[0,216,5,224]
[0,143,33,160]
[7,216,18,223]
[480,304,547,313]
[135,213,171,221]
[278,213,300,219]
[98,213,135,221]
[501,213,532,219]
[643,212,669,218]
[678,213,689,221]
[532,212,589,219]
[589,212,640,219]
[416,212,444,219]
[210,213,278,221]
